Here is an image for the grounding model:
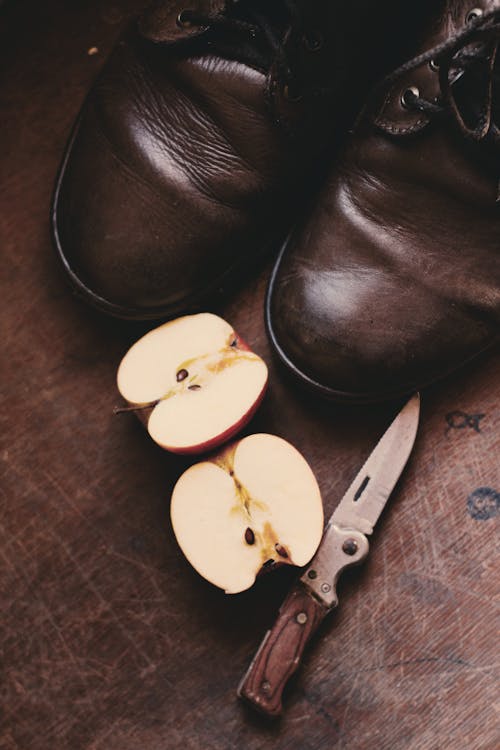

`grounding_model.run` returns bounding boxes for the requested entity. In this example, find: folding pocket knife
[238,393,421,717]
